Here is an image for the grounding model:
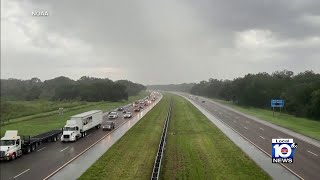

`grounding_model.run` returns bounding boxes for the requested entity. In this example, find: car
[134,107,140,112]
[139,105,144,109]
[202,100,205,103]
[108,112,118,119]
[102,121,115,131]
[124,112,132,118]
[117,107,124,111]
